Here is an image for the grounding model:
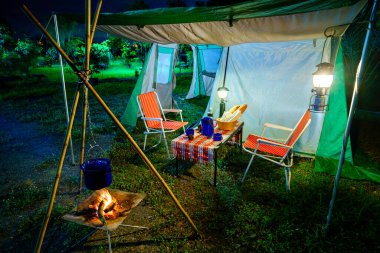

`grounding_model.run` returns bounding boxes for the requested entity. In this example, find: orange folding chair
[241,110,311,191]
[136,91,188,159]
